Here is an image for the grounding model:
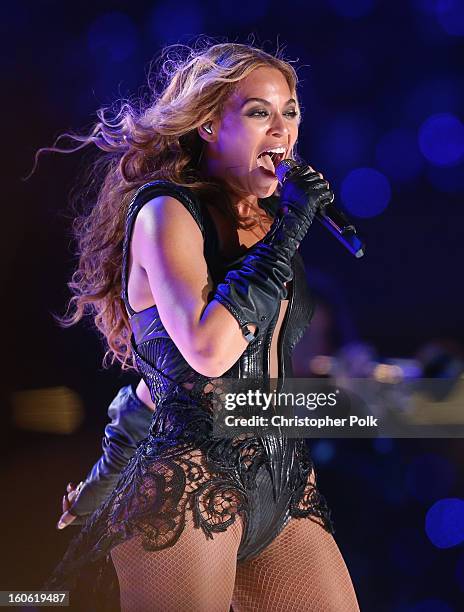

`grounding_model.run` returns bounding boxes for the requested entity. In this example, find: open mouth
[256,150,286,175]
